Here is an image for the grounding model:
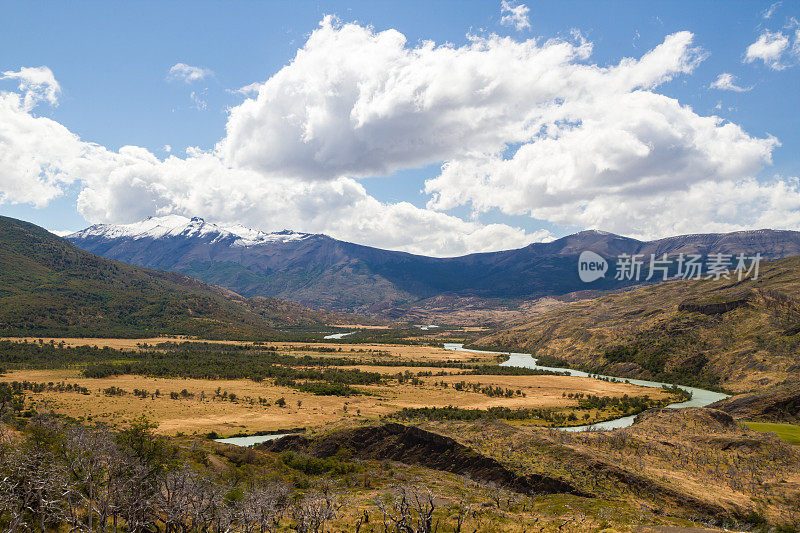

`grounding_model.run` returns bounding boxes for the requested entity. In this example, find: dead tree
[291,488,341,533]
[376,485,438,533]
